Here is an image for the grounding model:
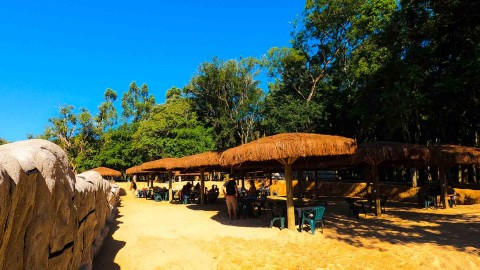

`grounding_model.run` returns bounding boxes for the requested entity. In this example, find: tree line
[3,0,477,173]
